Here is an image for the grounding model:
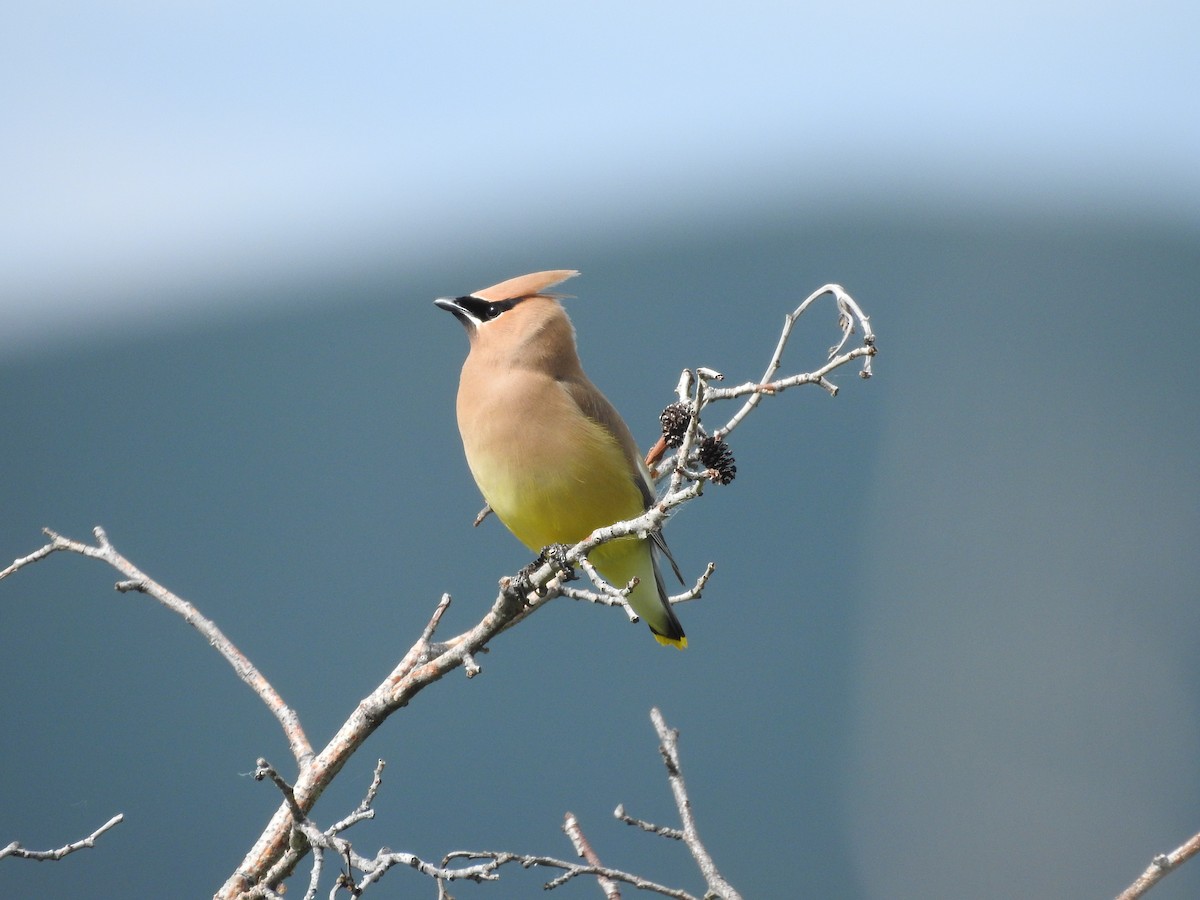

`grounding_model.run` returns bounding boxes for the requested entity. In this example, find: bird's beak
[434,296,475,330]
